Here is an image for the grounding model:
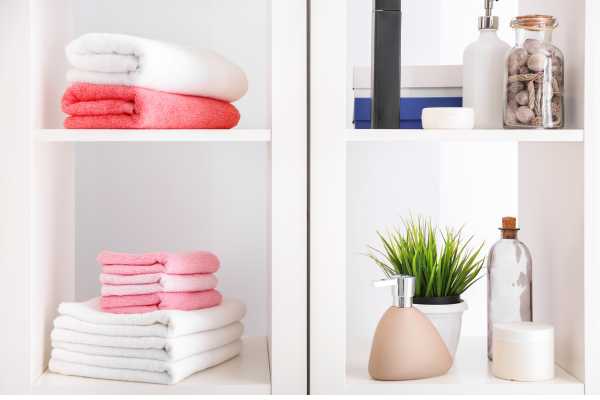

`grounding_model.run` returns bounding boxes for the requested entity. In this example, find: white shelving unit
[0,0,307,395]
[346,337,583,395]
[36,129,272,143]
[311,0,598,395]
[33,337,271,395]
[346,129,584,142]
